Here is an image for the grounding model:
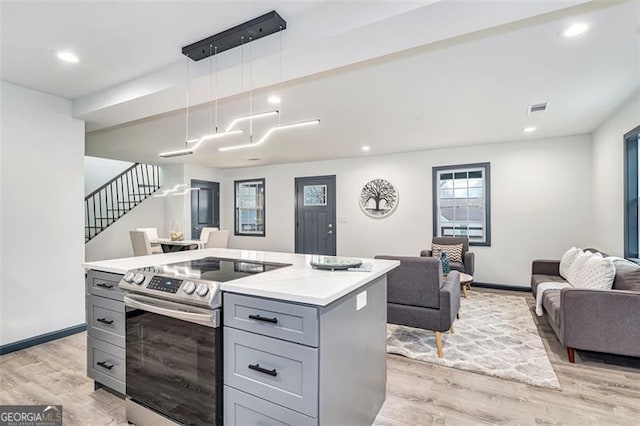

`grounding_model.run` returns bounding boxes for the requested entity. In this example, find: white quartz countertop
[83,248,399,306]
